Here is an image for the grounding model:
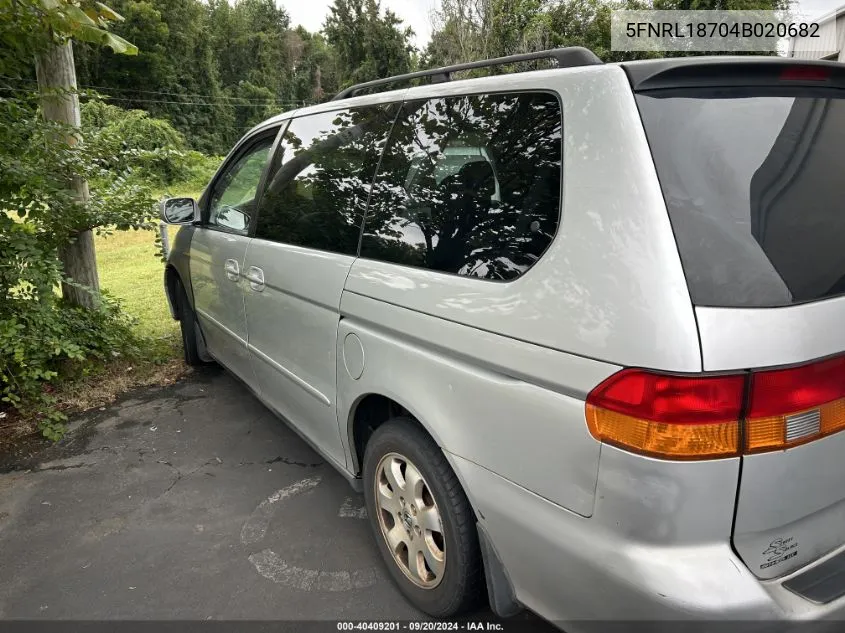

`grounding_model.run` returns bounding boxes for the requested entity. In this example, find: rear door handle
[245,266,265,292]
[224,259,239,282]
